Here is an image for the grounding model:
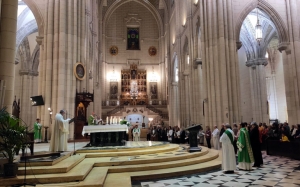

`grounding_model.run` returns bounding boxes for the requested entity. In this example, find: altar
[82,125,128,146]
